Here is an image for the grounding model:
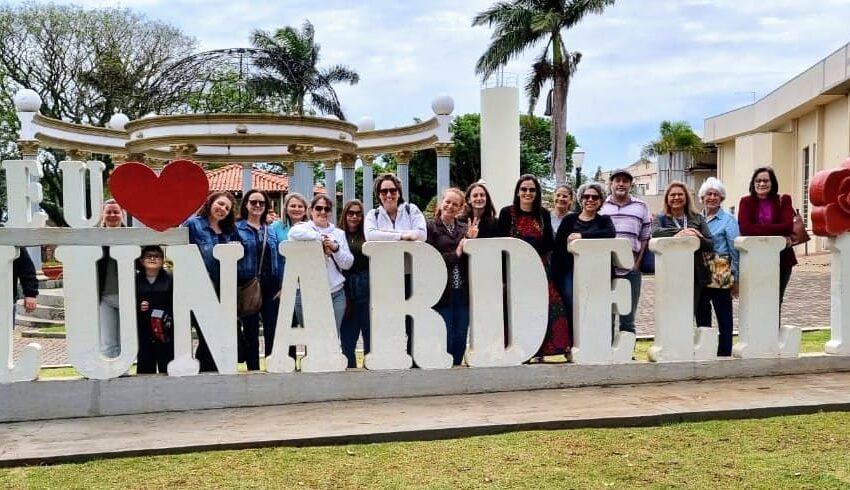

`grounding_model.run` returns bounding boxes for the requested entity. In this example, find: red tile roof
[206,164,289,193]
